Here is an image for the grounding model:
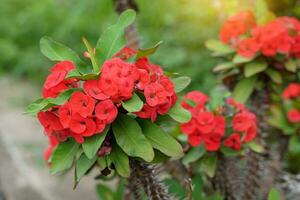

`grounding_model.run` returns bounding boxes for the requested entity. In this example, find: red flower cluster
[181,91,257,151]
[220,11,300,58]
[37,48,177,161]
[282,83,300,124]
[220,10,256,45]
